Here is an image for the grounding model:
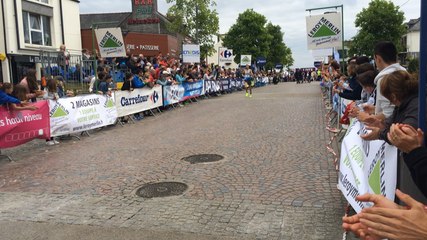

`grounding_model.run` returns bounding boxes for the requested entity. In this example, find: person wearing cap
[156,71,172,86]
